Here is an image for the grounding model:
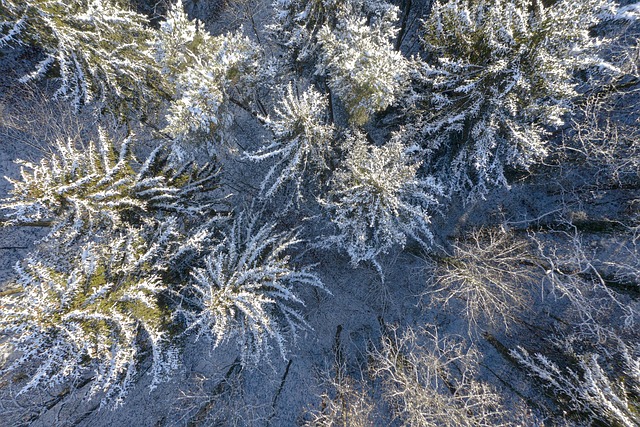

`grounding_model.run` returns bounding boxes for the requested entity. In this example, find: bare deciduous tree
[427,228,539,333]
[371,325,512,427]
